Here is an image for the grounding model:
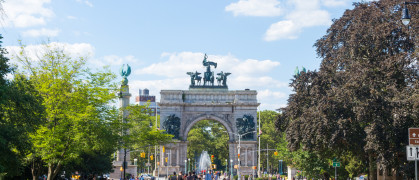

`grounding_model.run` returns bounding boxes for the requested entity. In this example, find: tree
[123,104,173,149]
[0,35,45,178]
[13,42,120,180]
[256,110,289,174]
[186,120,229,171]
[279,0,418,179]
